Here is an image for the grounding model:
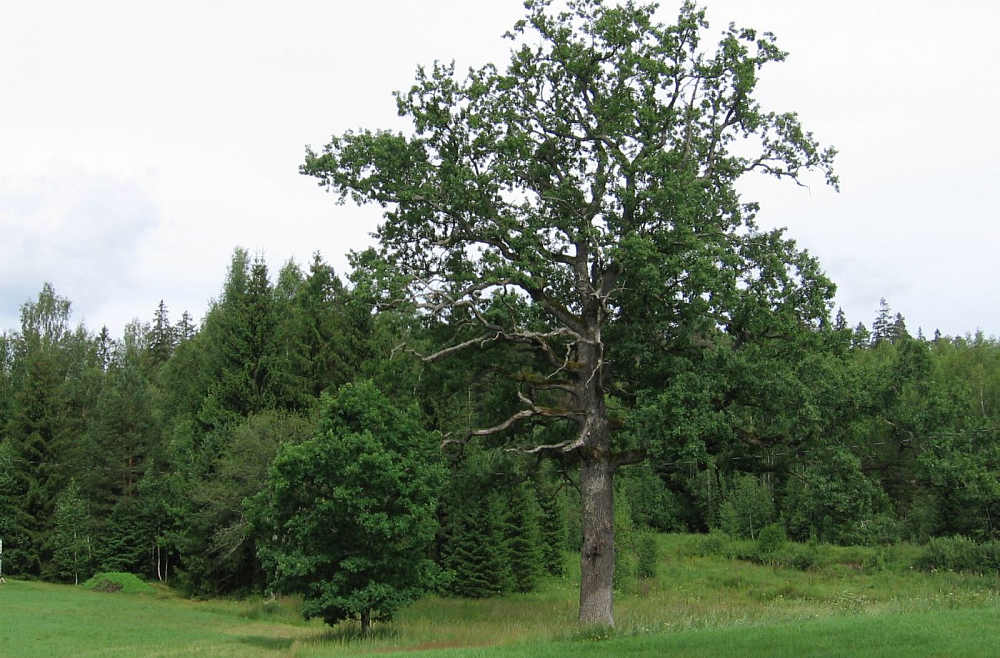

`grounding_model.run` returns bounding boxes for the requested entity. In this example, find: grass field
[2,535,999,657]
